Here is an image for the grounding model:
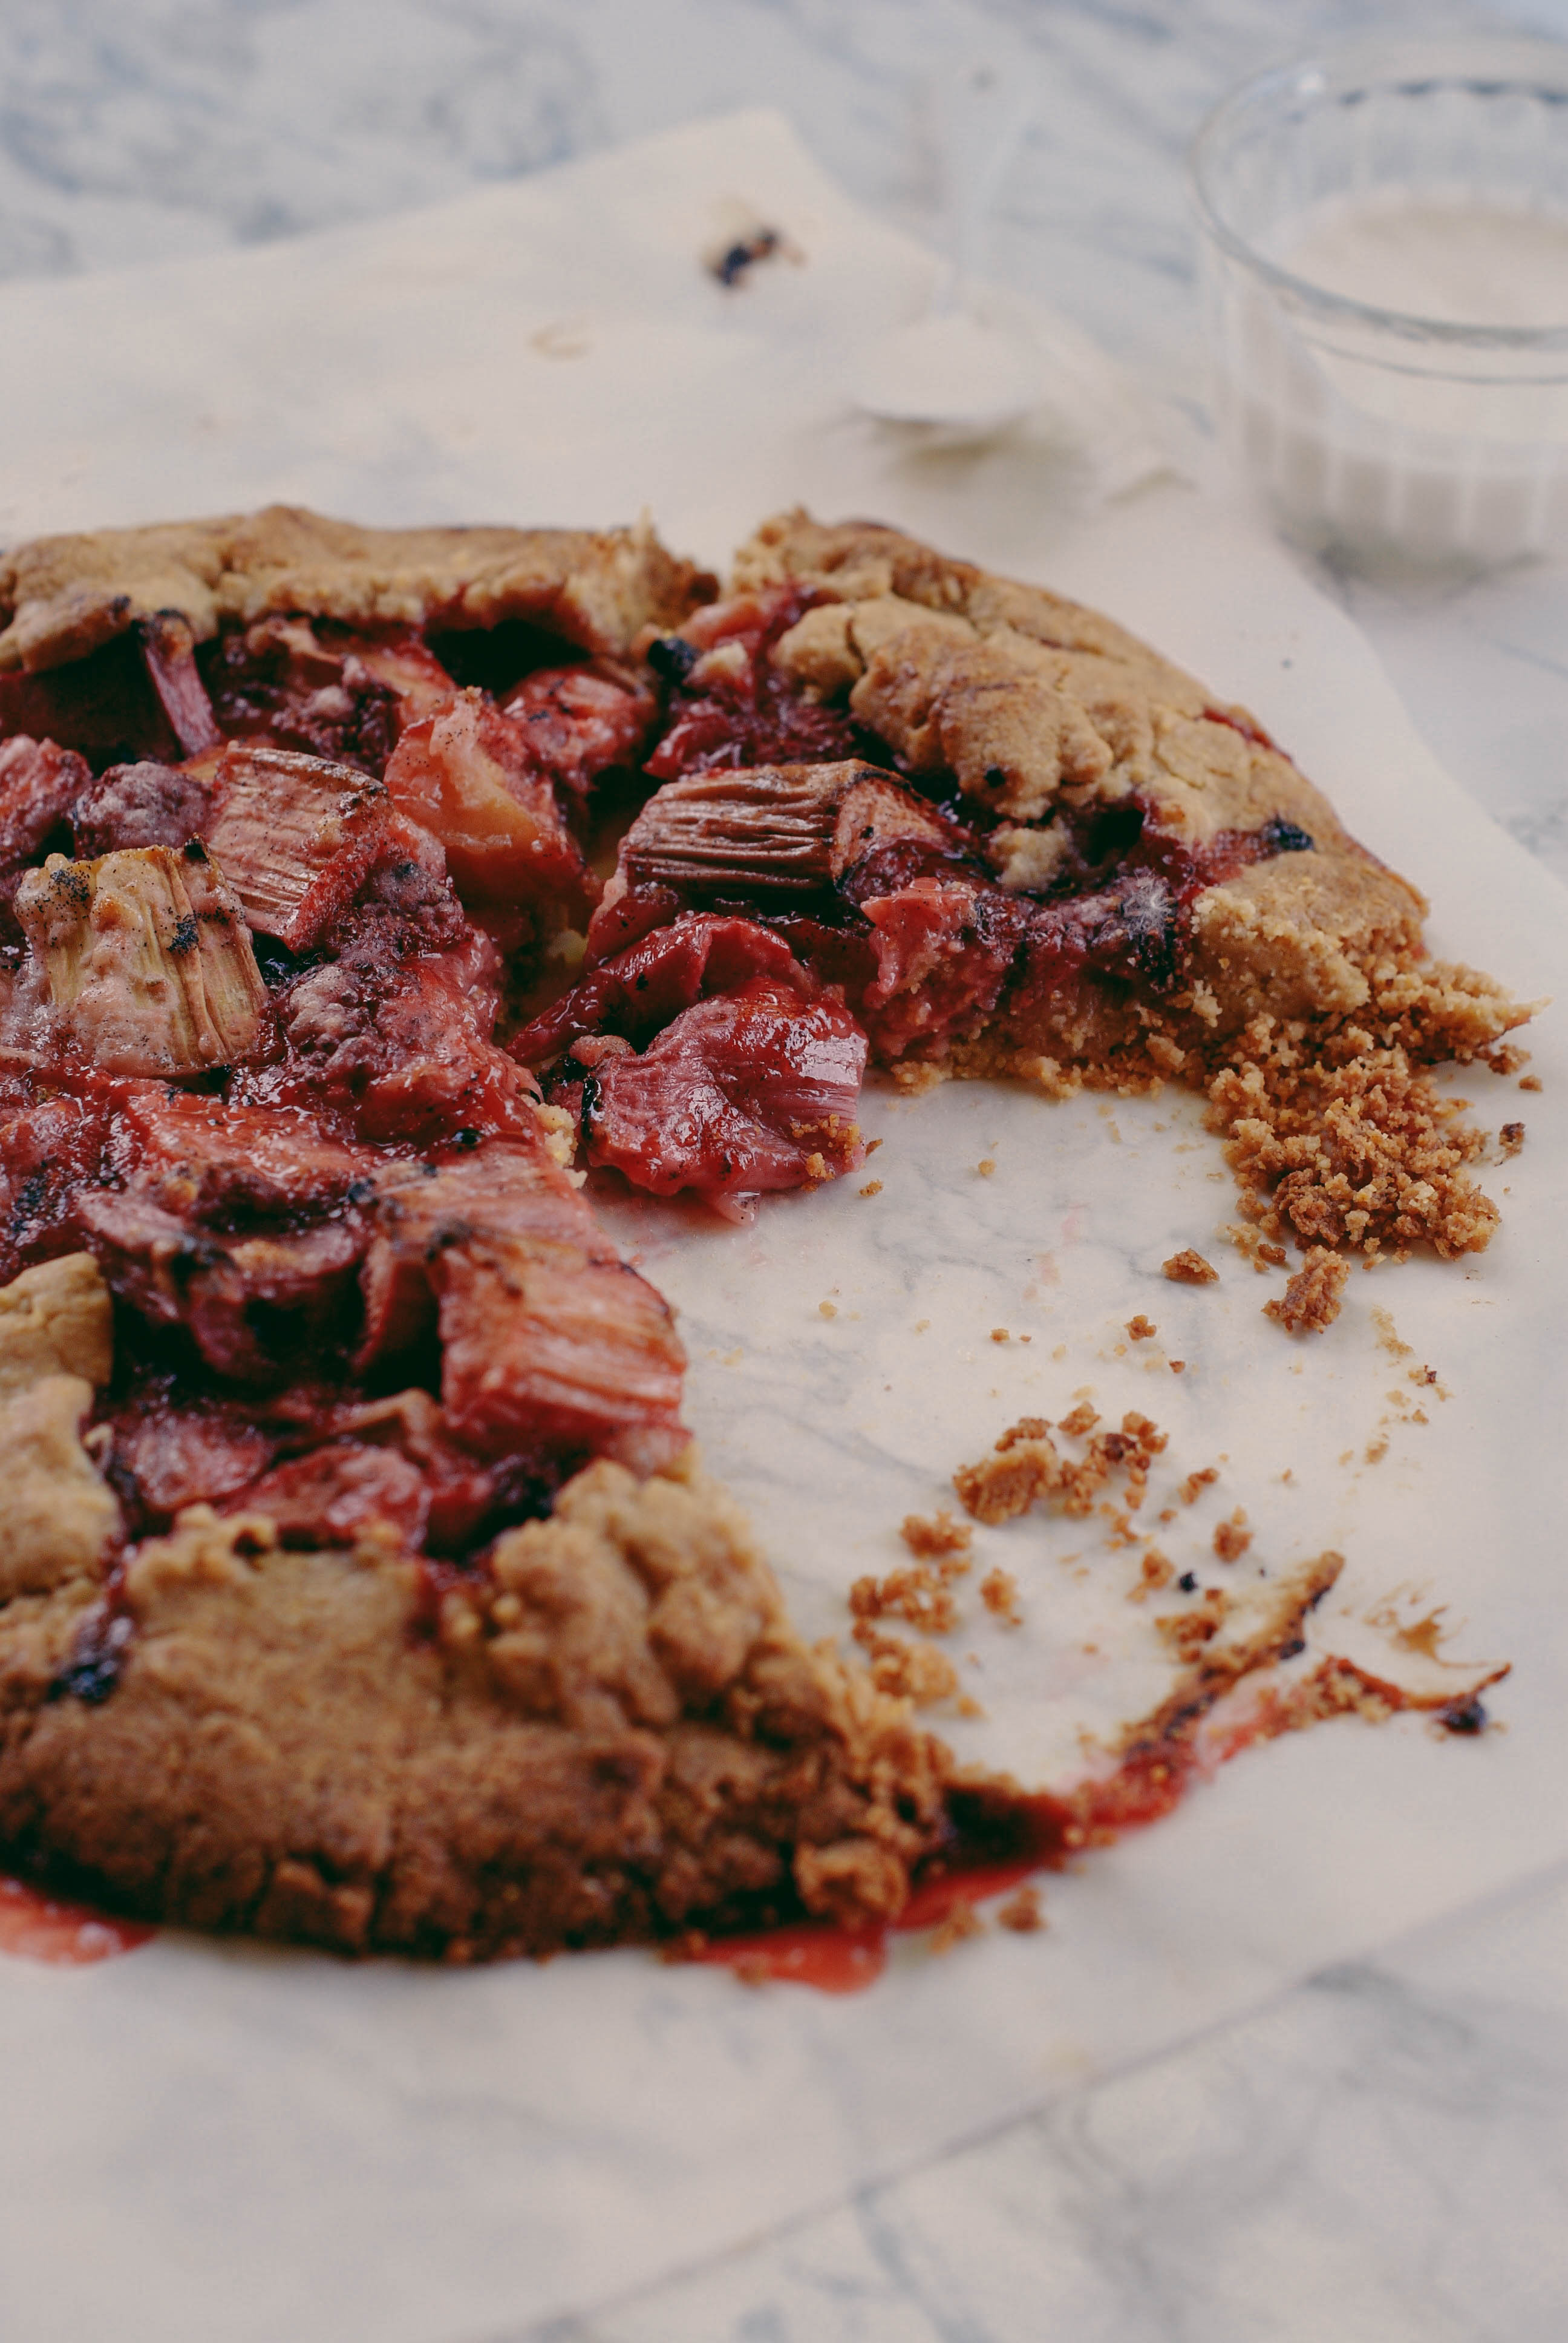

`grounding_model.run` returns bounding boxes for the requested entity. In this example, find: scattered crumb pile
[952,1406,1168,1529]
[829,1392,1512,1961]
[1206,1022,1531,1273]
